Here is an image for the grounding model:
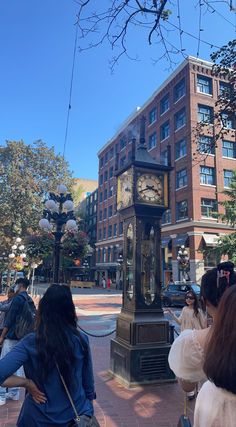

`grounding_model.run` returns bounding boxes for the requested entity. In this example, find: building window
[198,104,214,123]
[176,139,187,159]
[120,156,126,167]
[175,108,186,130]
[222,140,236,158]
[104,170,108,182]
[224,170,233,187]
[109,147,114,159]
[201,198,217,217]
[174,78,185,102]
[221,112,235,129]
[200,166,215,185]
[219,81,232,98]
[99,157,104,168]
[97,249,101,263]
[160,94,169,115]
[113,223,117,236]
[103,228,106,239]
[197,75,212,94]
[119,222,123,235]
[176,169,187,189]
[99,174,103,186]
[148,132,157,149]
[176,200,188,220]
[108,205,113,217]
[108,225,112,238]
[94,191,97,201]
[104,189,108,200]
[109,166,113,178]
[105,152,108,164]
[103,208,107,219]
[102,248,106,262]
[109,186,113,197]
[149,107,157,124]
[99,192,103,202]
[120,138,126,150]
[98,229,102,240]
[113,246,117,262]
[198,136,215,155]
[161,150,168,166]
[160,121,170,141]
[162,209,171,224]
